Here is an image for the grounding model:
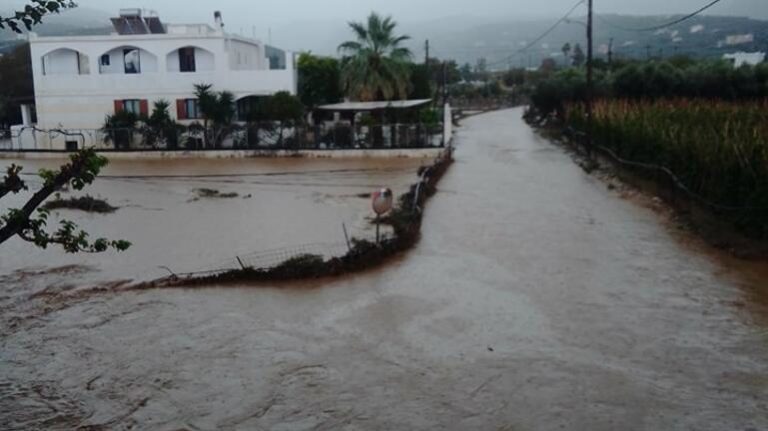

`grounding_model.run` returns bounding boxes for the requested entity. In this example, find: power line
[596,0,726,32]
[486,0,586,68]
